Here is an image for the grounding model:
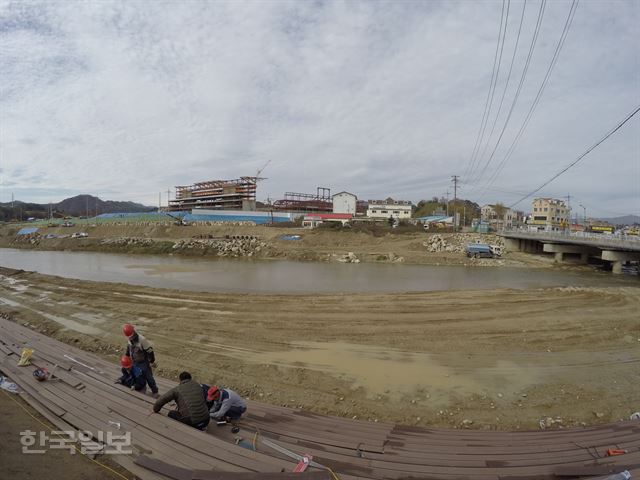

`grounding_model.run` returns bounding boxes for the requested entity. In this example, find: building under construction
[168,177,258,212]
[272,188,332,212]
